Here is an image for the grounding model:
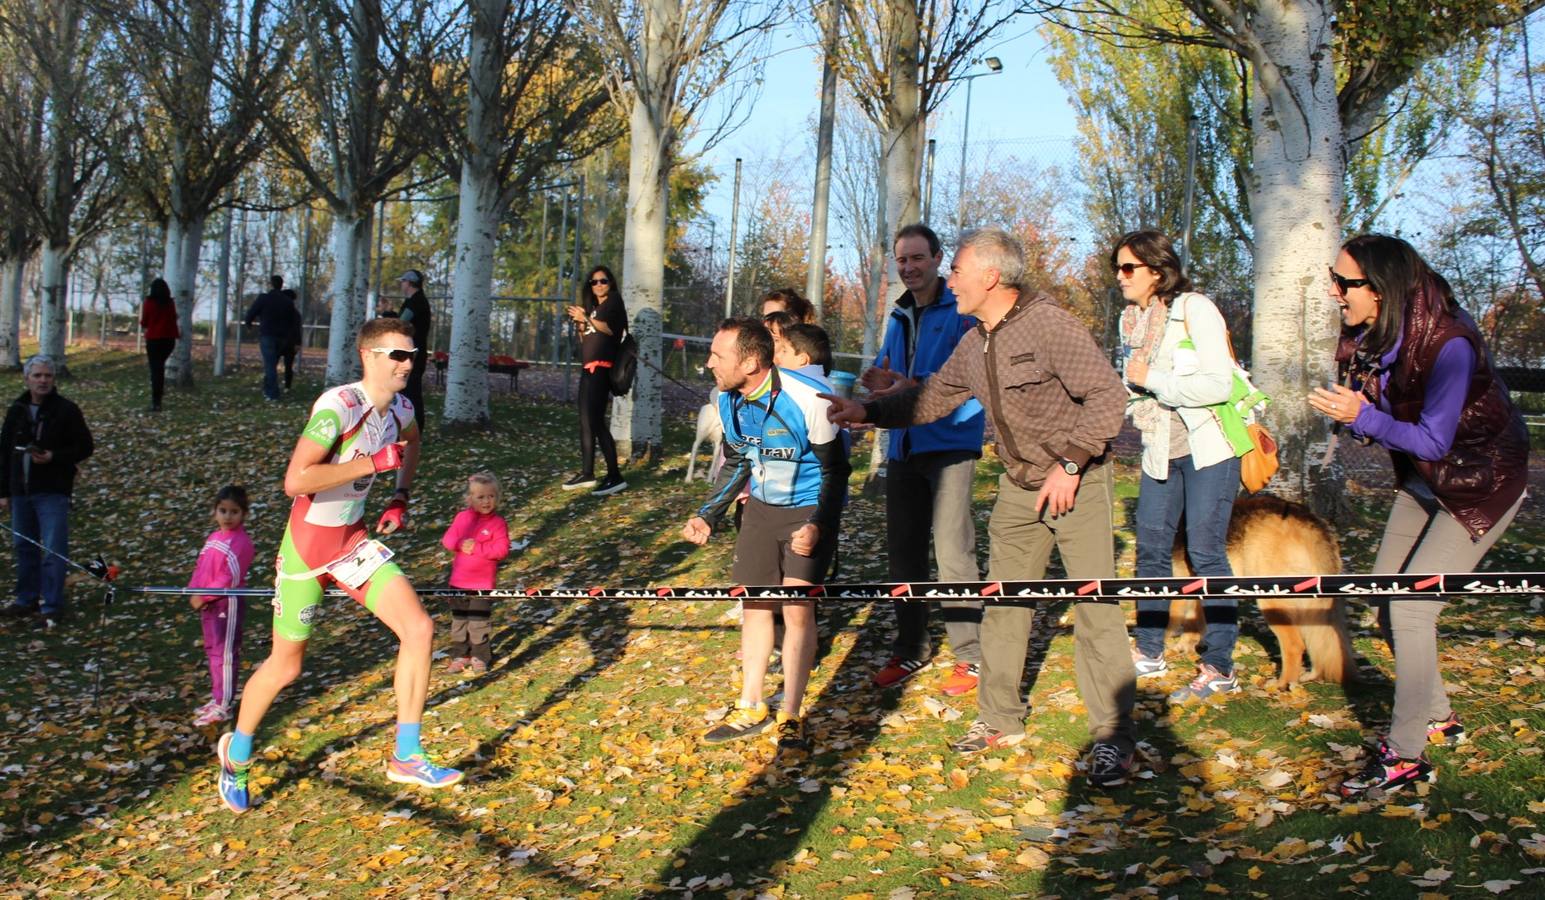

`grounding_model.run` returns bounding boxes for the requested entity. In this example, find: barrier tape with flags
[123,571,1545,603]
[20,520,1542,710]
